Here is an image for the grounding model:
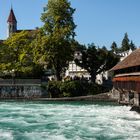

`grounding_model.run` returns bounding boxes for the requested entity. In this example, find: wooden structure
[111,49,140,106]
